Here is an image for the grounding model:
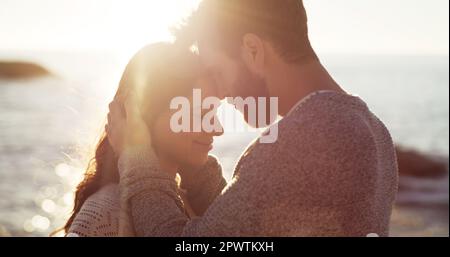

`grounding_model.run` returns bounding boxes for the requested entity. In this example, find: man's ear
[241,33,265,77]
